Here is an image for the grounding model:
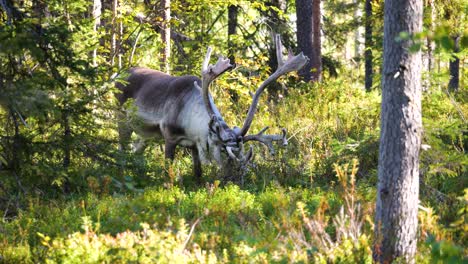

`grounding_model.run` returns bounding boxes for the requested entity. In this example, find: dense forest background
[0,0,466,263]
